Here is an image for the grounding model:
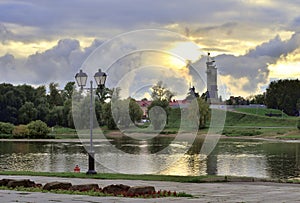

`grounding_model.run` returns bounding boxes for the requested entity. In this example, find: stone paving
[0,175,299,202]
